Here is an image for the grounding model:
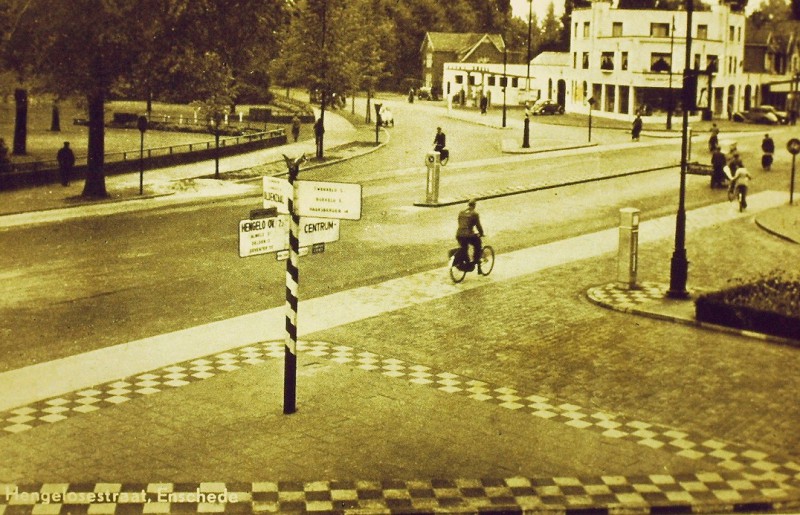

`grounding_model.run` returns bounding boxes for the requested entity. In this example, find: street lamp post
[137,116,148,195]
[667,0,694,299]
[666,16,675,131]
[374,103,382,145]
[588,97,596,142]
[523,0,533,143]
[502,45,508,127]
[210,111,223,179]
